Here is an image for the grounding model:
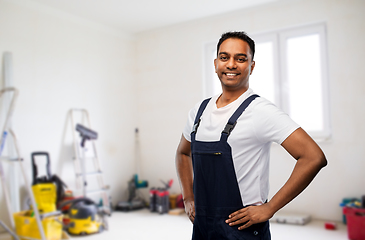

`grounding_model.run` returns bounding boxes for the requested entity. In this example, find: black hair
[216,31,255,60]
